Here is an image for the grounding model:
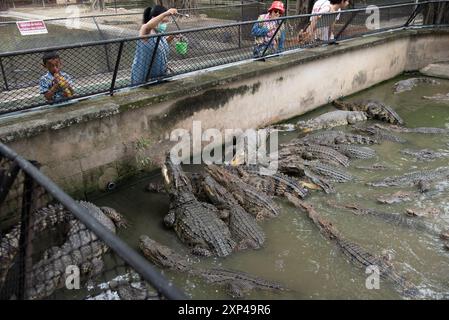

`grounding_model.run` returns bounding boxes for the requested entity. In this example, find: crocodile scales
[139,235,287,298]
[162,157,236,257]
[200,174,265,250]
